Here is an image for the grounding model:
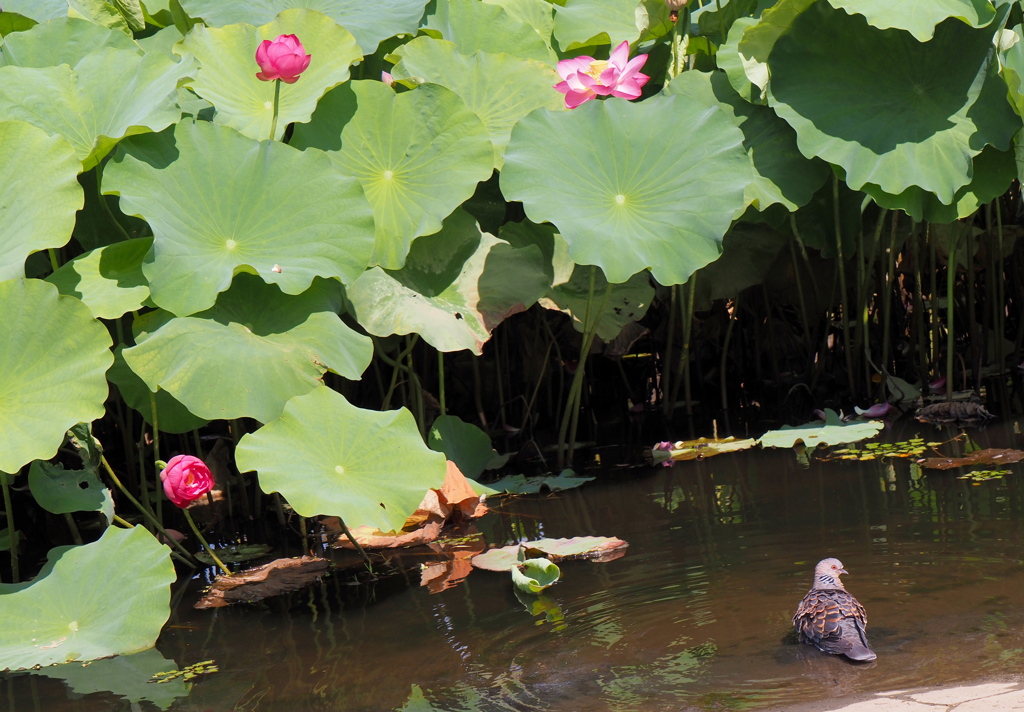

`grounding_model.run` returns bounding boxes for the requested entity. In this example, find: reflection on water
[5,421,1024,711]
